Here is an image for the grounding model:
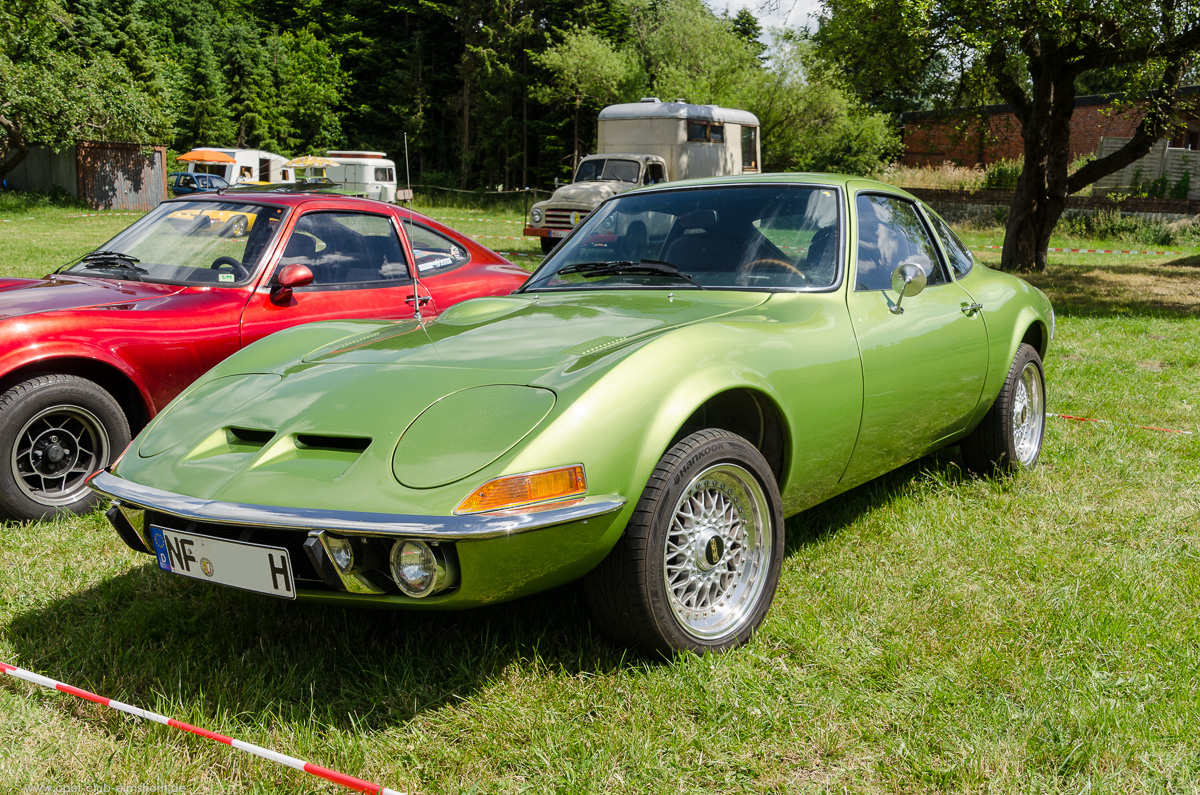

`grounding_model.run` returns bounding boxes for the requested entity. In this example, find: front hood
[304,291,771,372]
[0,275,185,320]
[546,180,632,205]
[122,290,770,506]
